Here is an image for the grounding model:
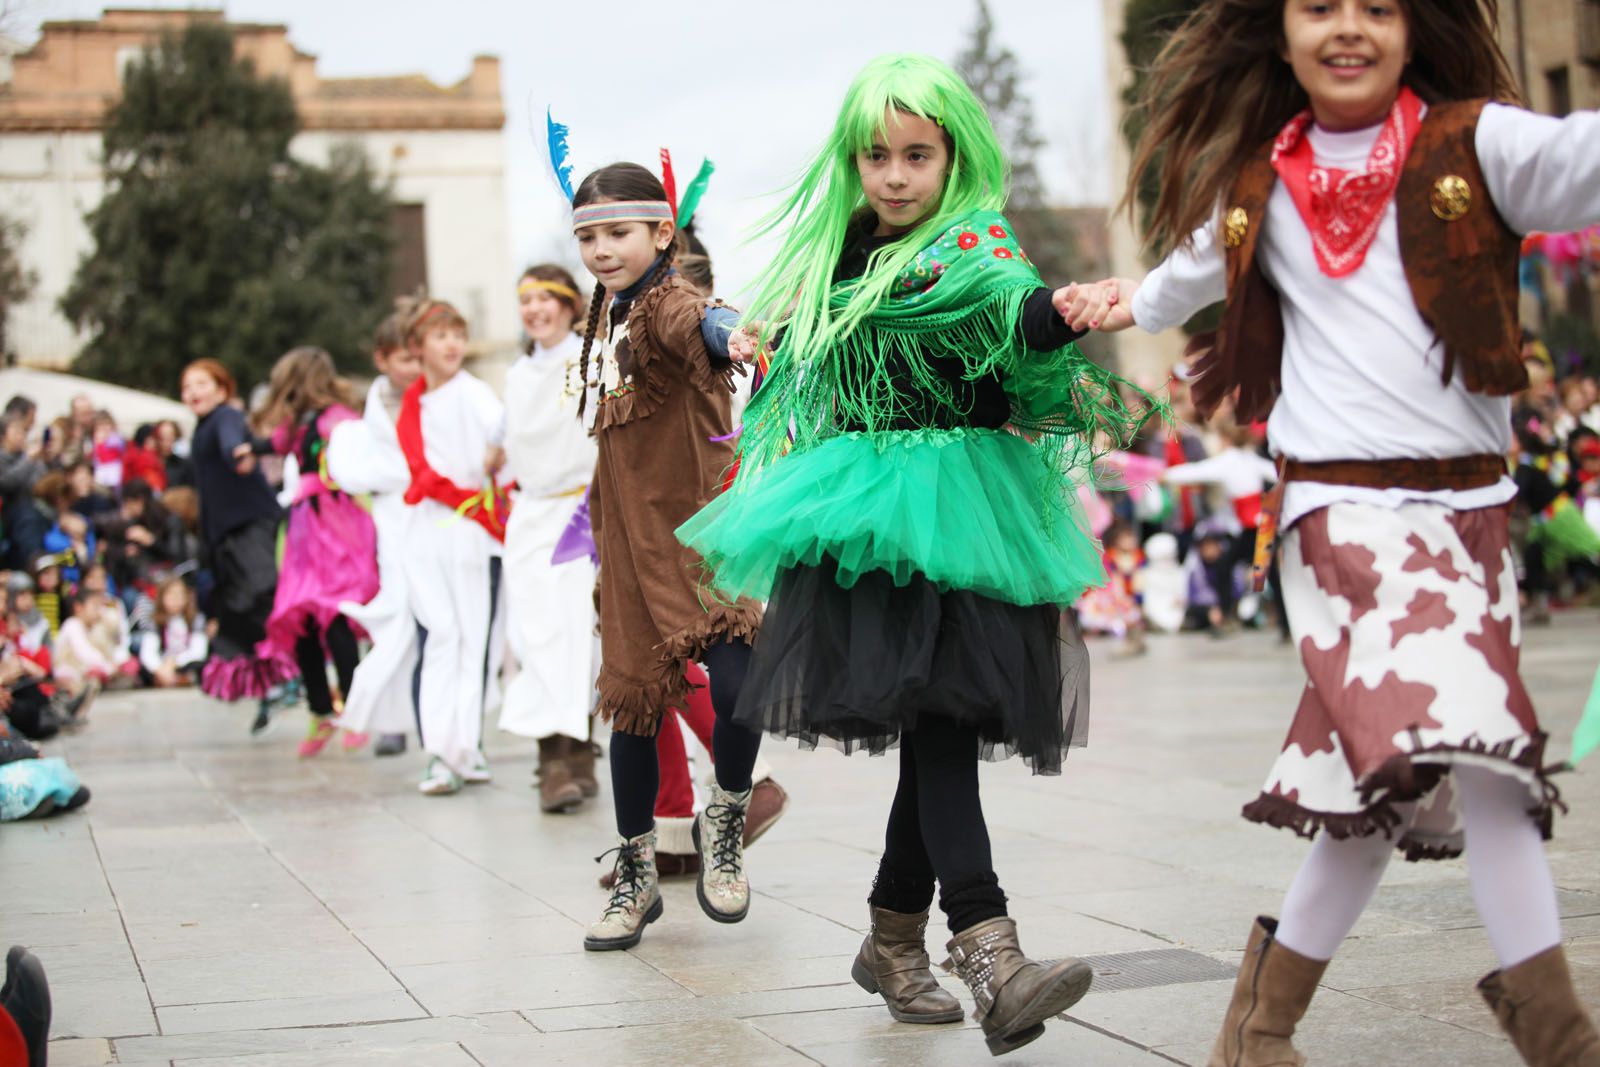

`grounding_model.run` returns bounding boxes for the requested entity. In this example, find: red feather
[659,147,679,220]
